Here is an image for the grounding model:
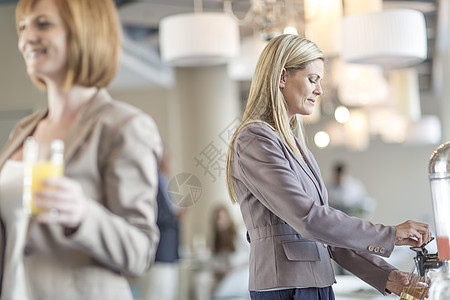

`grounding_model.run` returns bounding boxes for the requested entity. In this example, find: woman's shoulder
[15,109,47,127]
[7,110,47,140]
[237,121,278,140]
[84,90,161,152]
[86,89,157,130]
[89,91,162,158]
[233,121,283,154]
[97,90,149,120]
